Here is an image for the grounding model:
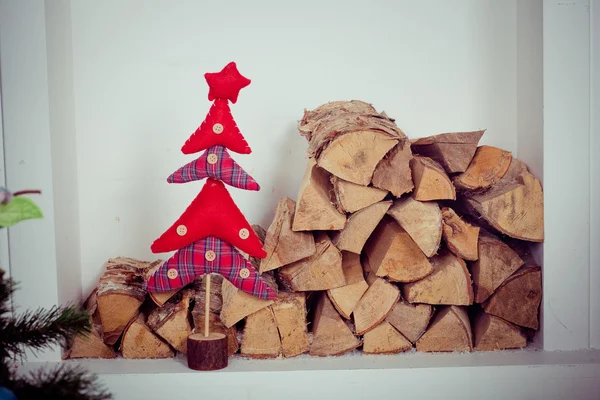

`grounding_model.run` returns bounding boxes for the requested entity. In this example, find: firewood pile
[66,100,543,360]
